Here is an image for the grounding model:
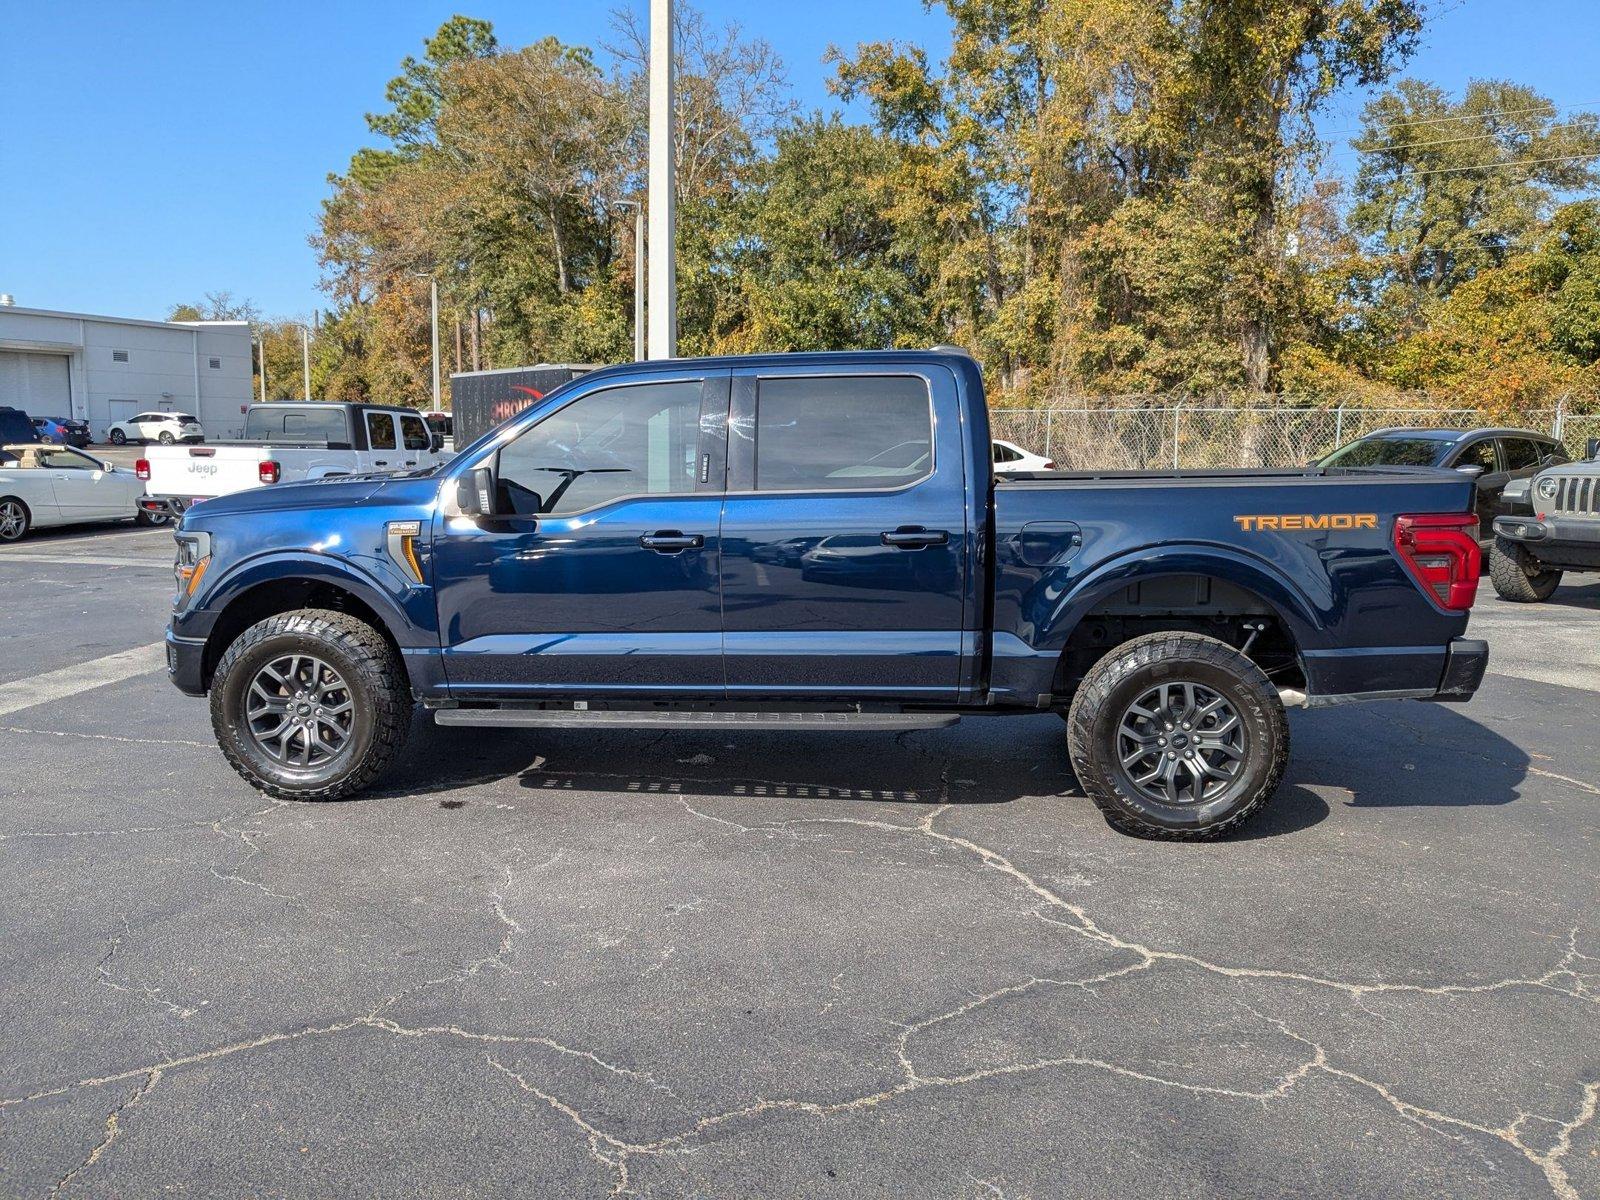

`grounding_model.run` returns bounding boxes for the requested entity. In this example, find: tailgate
[144,445,265,499]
